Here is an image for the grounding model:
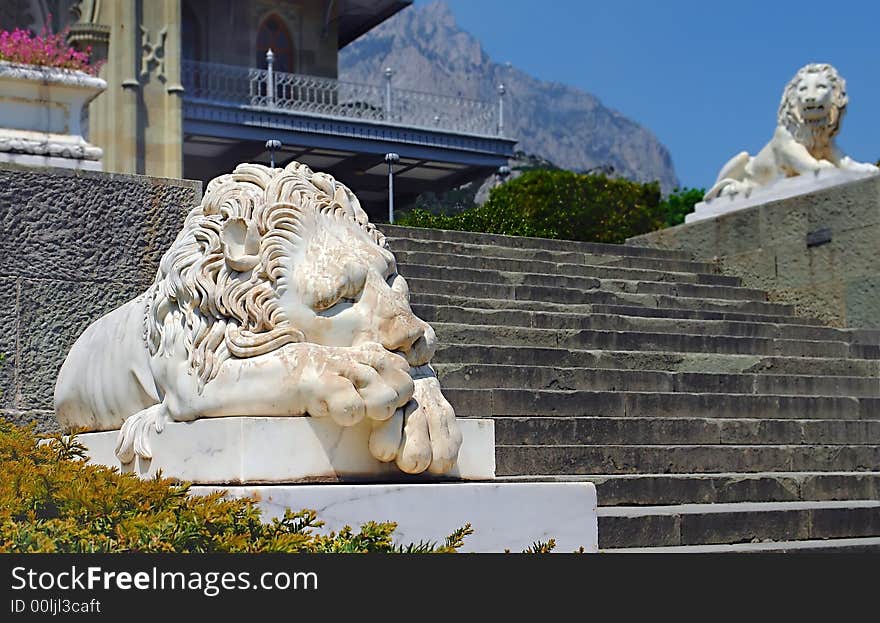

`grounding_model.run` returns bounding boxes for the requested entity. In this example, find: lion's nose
[804,89,821,103]
[405,325,437,366]
[381,315,430,354]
